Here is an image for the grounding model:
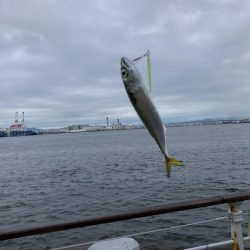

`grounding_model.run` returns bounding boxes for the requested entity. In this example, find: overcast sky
[0,0,250,128]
